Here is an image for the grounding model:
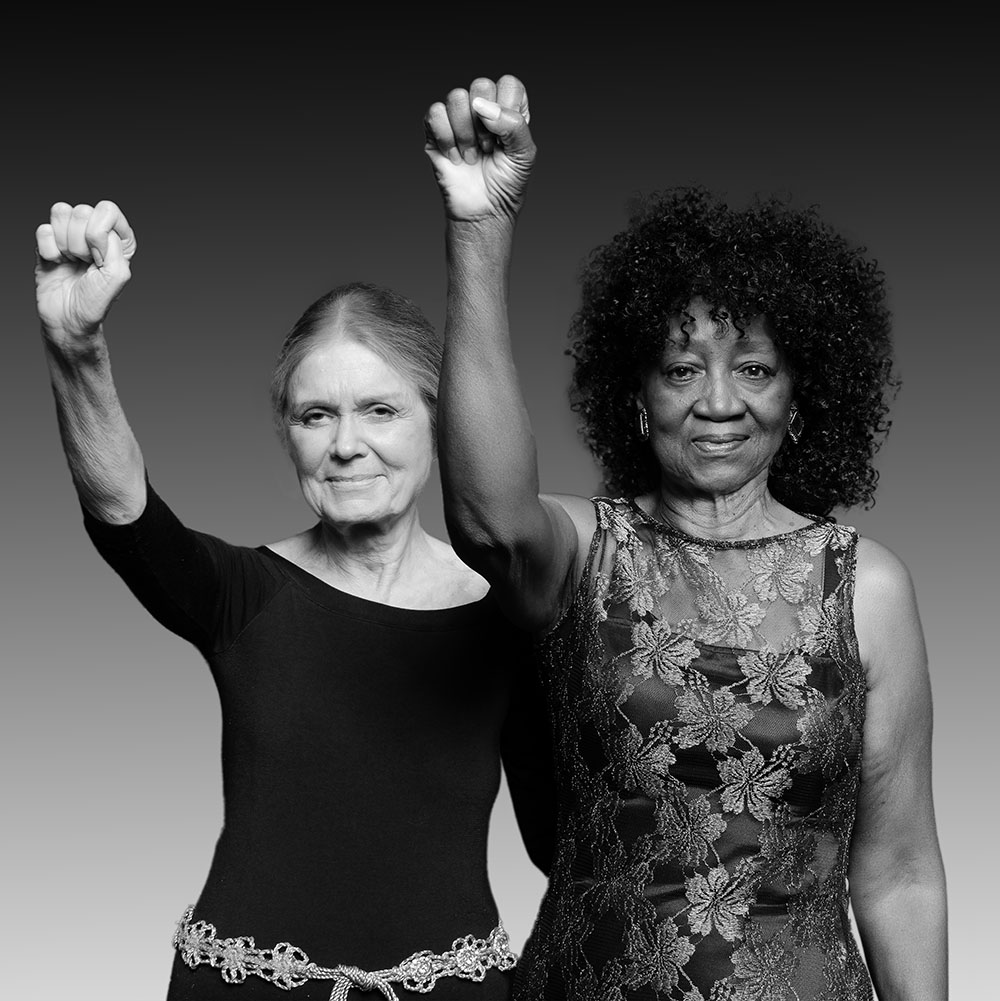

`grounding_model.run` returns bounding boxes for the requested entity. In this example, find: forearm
[852,869,948,1000]
[43,329,145,523]
[439,218,544,551]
